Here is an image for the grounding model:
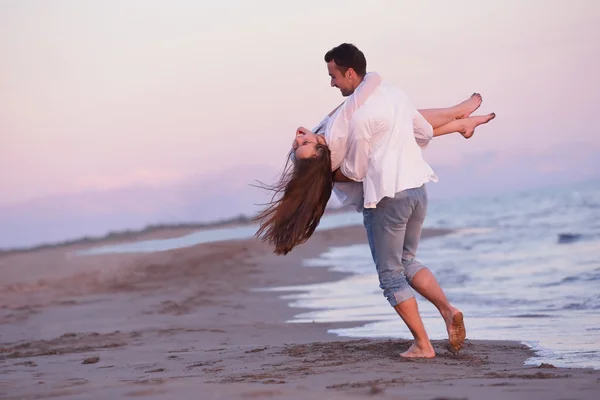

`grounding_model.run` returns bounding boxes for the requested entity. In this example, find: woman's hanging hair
[253,146,333,255]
